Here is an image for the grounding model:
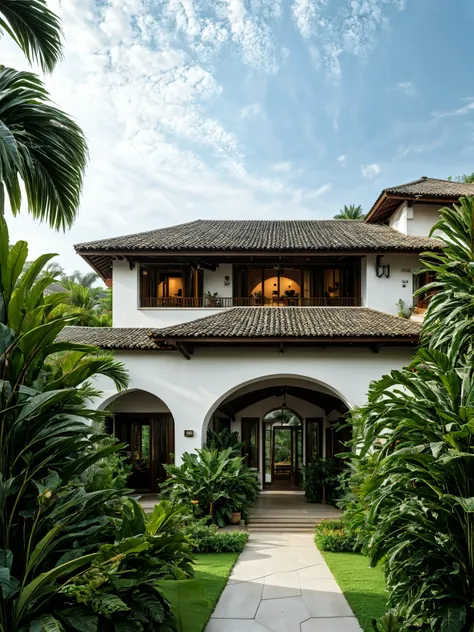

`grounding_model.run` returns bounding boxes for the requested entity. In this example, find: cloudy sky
[5,0,474,272]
